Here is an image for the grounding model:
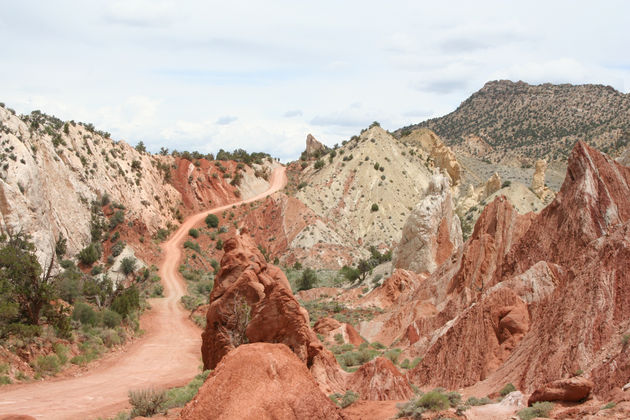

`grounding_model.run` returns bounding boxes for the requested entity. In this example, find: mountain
[398,80,630,164]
